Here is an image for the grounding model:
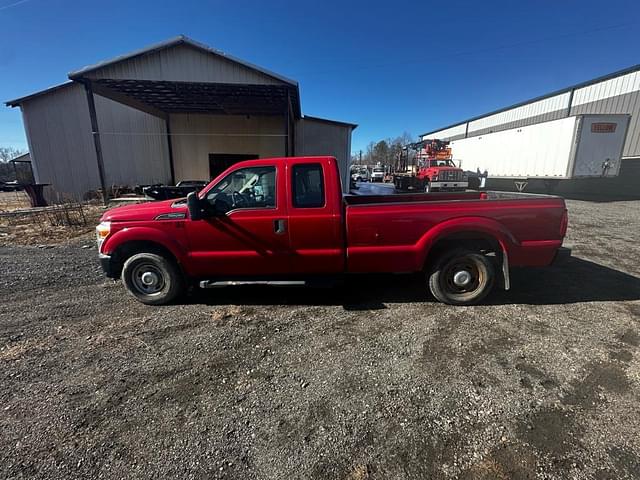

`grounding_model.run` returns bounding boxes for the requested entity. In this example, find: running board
[199,280,307,289]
